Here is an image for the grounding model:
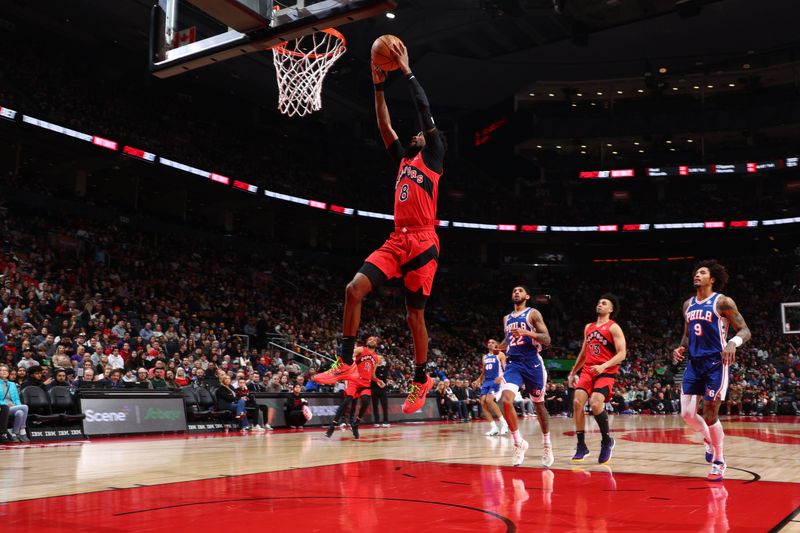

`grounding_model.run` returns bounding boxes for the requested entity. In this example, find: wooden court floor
[2,414,799,532]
